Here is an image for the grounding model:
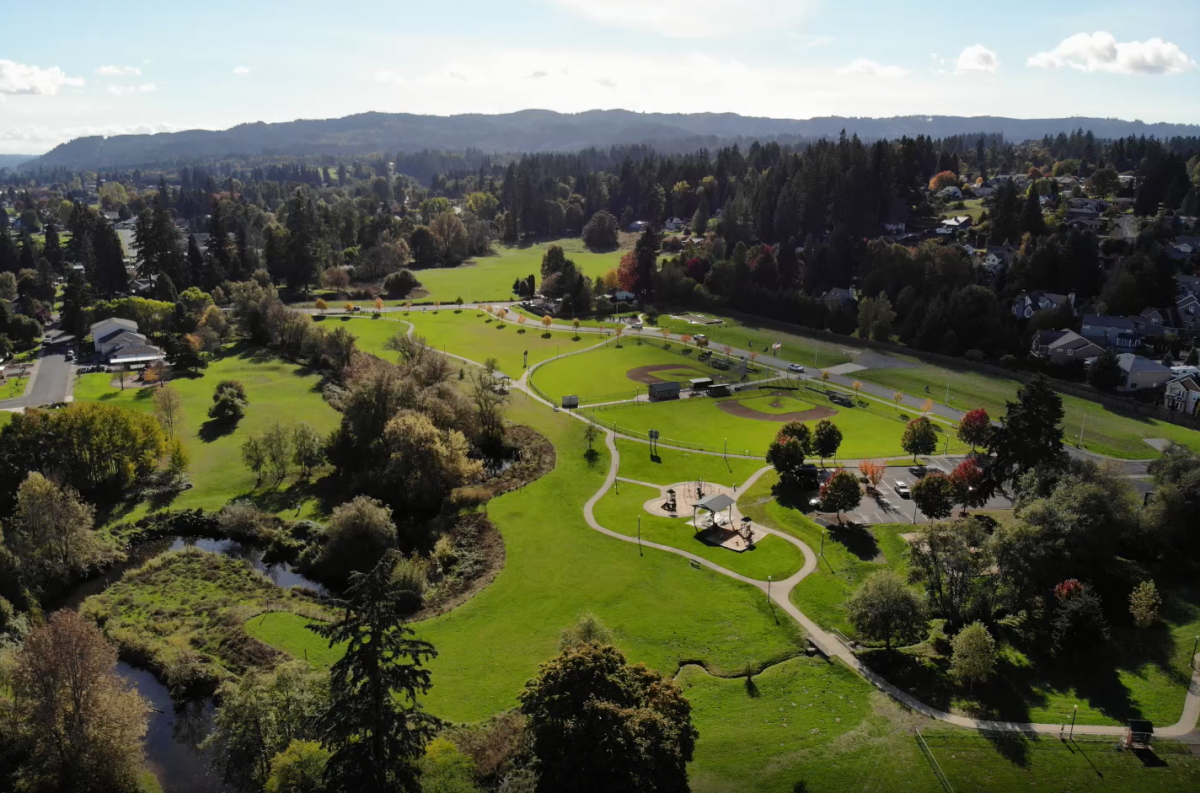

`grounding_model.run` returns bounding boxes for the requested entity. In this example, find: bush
[383,269,421,298]
[999,354,1019,370]
[581,210,619,250]
[208,380,249,421]
[314,496,398,583]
